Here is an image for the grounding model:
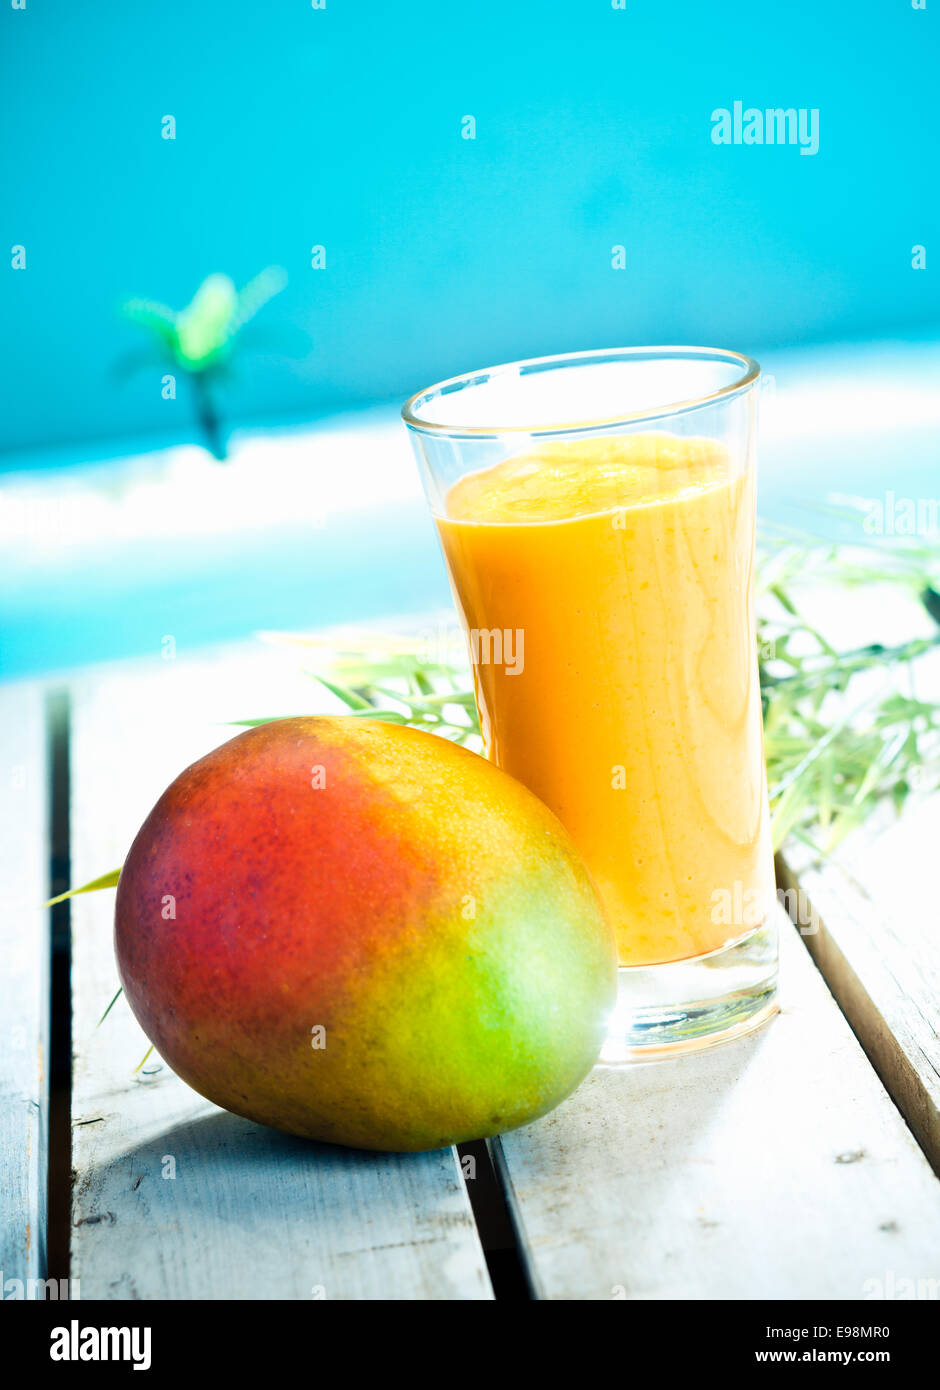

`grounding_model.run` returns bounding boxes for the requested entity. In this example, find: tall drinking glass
[403,348,777,1059]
